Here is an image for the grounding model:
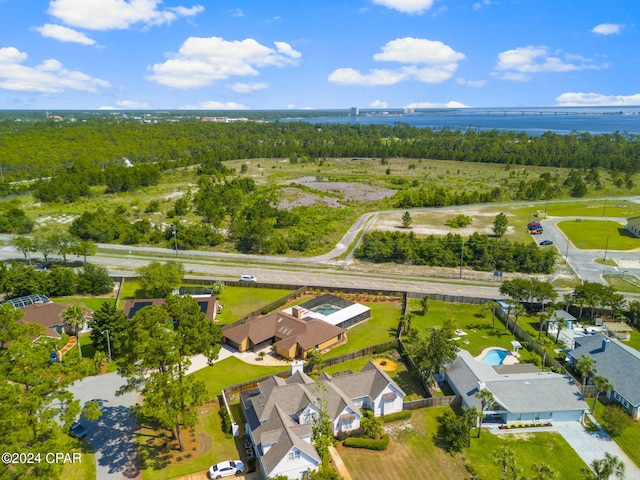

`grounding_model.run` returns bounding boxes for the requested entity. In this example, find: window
[288,450,300,462]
